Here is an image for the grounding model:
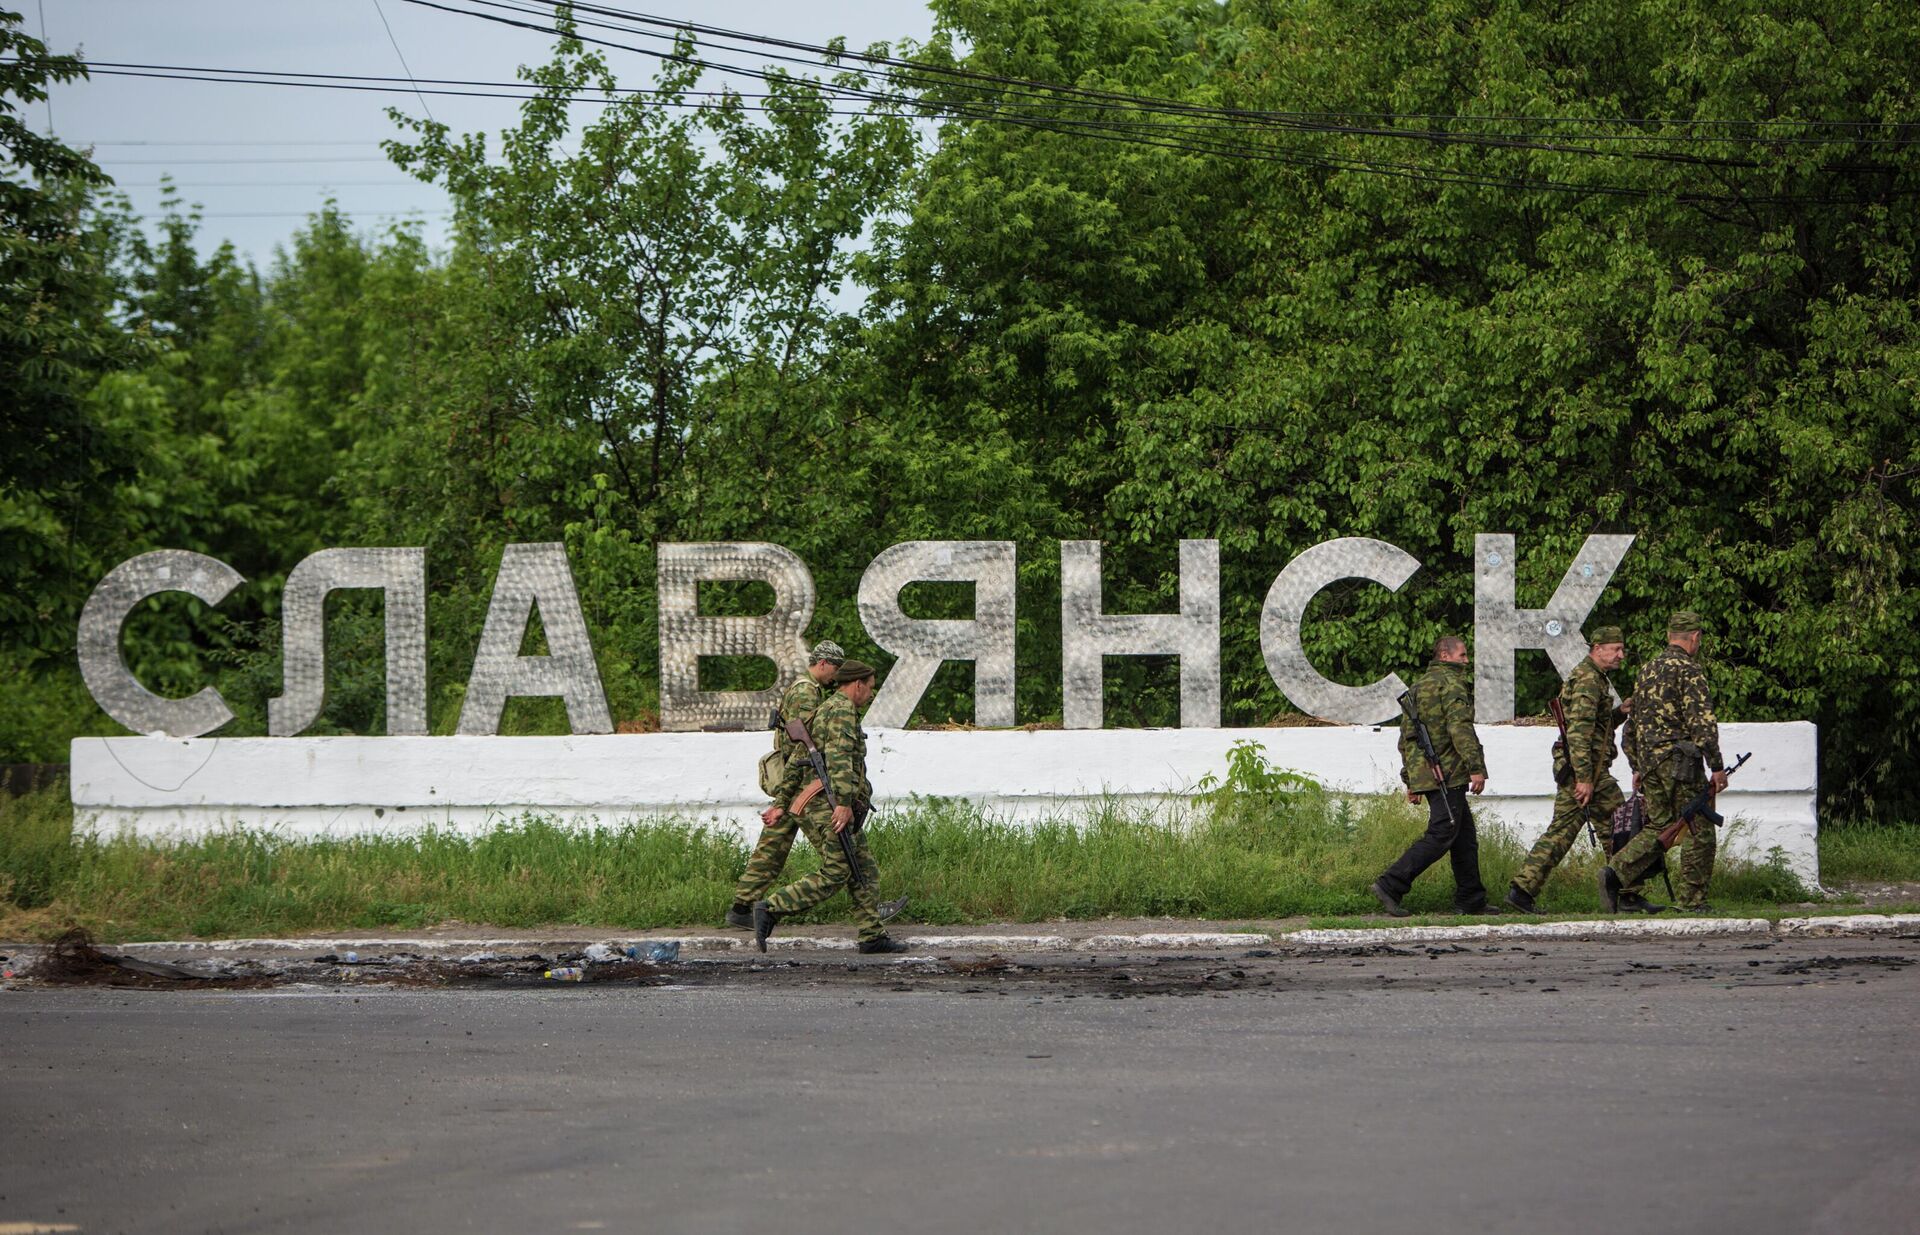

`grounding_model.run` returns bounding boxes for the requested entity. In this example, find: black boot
[1598,867,1622,913]
[857,935,910,954]
[878,895,909,924]
[752,900,781,953]
[724,903,753,929]
[1370,879,1411,918]
[1618,893,1668,915]
[1504,885,1544,915]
